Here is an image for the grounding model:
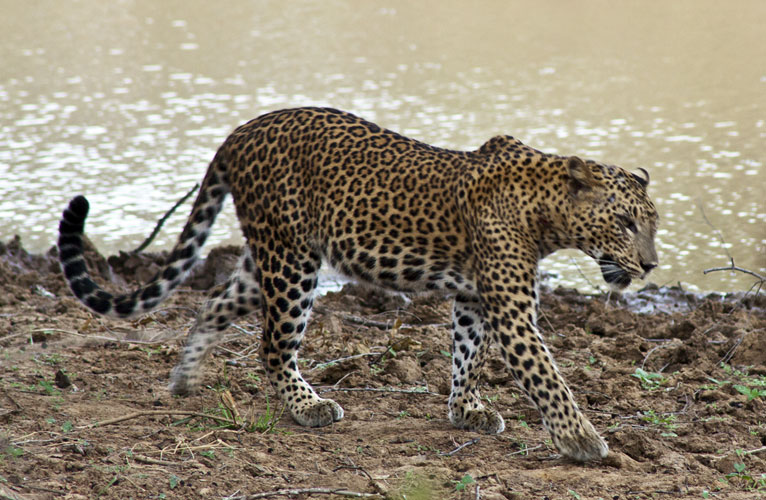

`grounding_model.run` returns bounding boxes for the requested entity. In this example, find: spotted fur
[58,107,659,462]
